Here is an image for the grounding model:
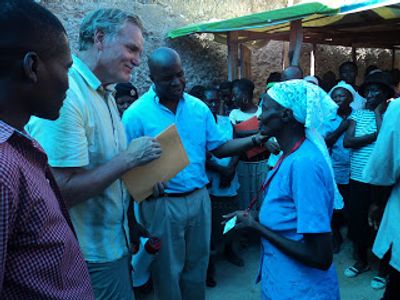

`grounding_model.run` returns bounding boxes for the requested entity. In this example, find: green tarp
[168,2,337,38]
[167,0,400,48]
